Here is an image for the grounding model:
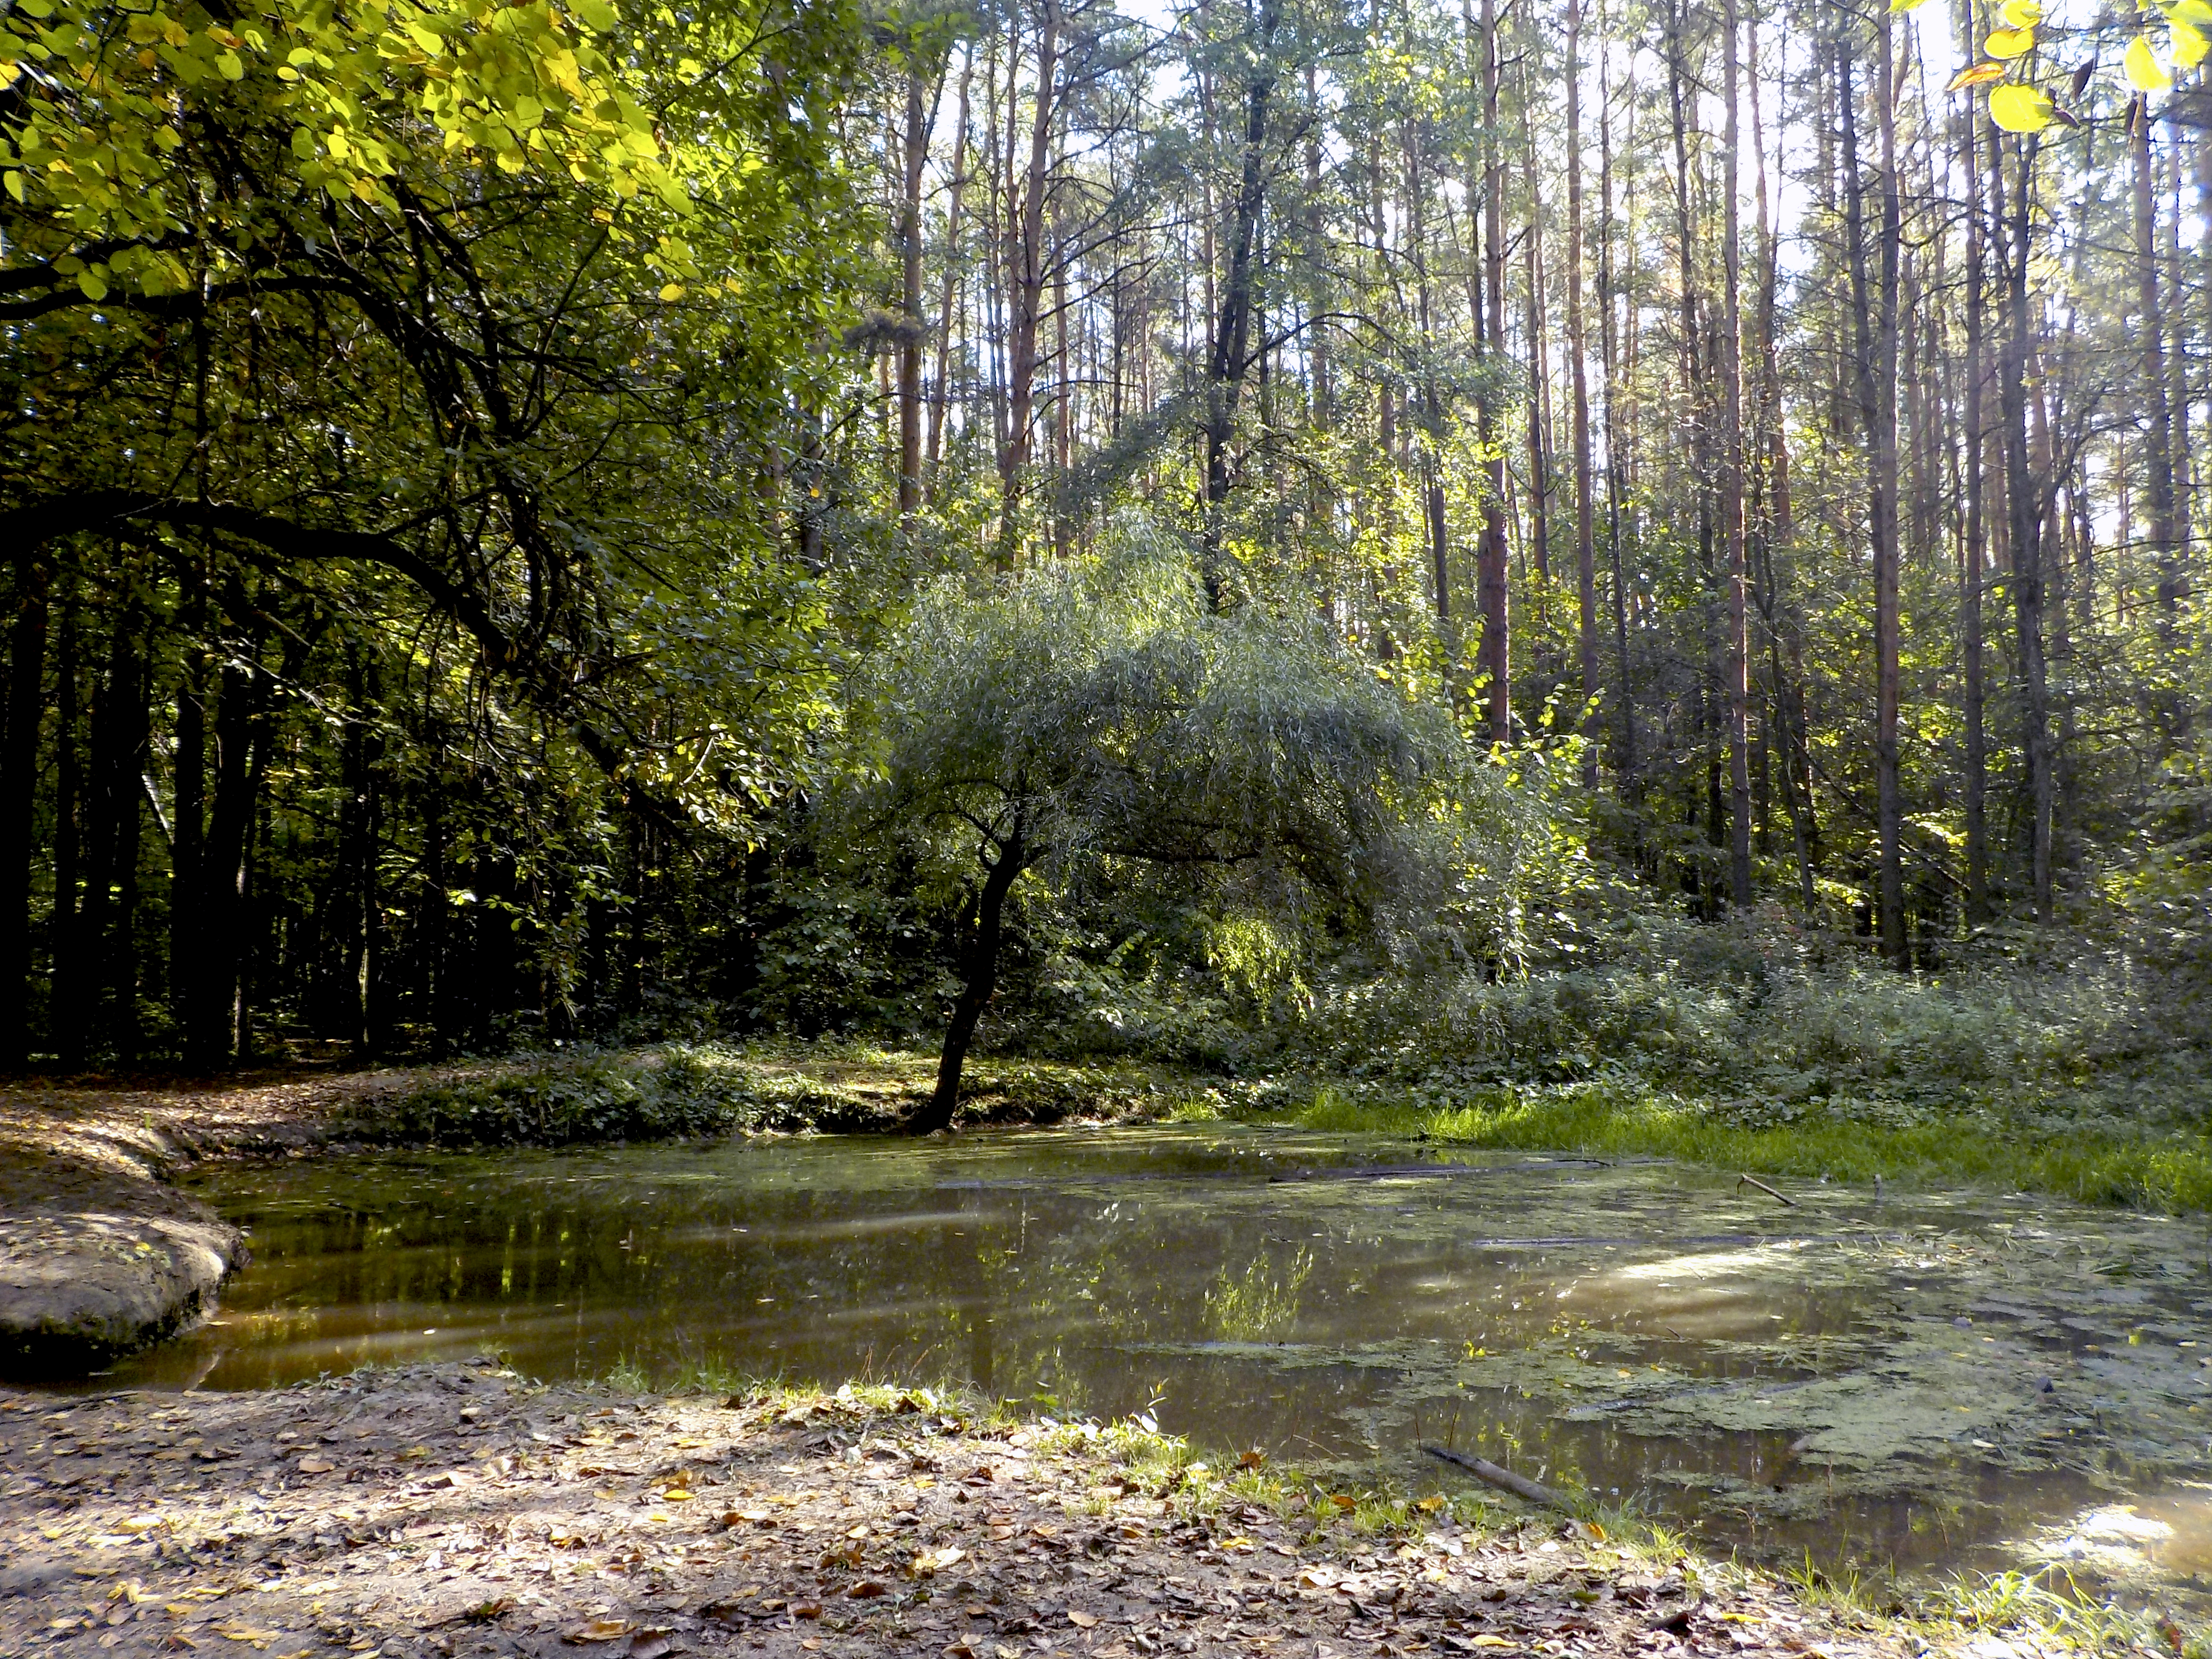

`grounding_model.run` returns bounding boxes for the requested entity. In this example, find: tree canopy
[4,0,2211,1119]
